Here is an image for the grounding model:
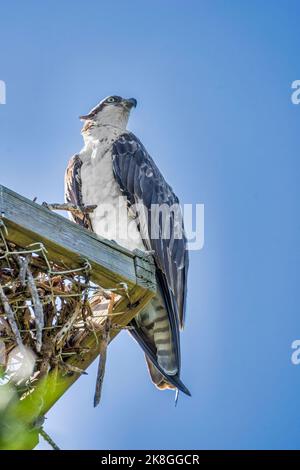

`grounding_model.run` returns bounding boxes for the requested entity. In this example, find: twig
[0,285,23,348]
[93,294,114,407]
[39,335,54,378]
[16,256,44,353]
[0,317,11,336]
[55,303,82,349]
[39,427,60,451]
[42,202,97,214]
[18,256,28,286]
[59,361,88,375]
[25,262,44,353]
[93,321,110,407]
